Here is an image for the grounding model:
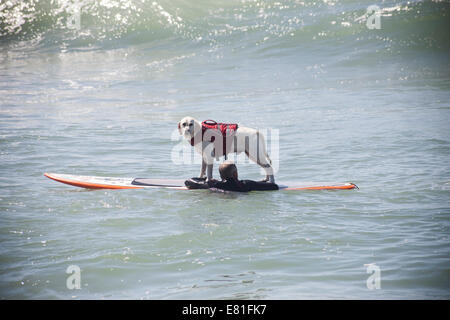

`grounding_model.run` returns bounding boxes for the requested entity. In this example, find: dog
[178,116,275,183]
